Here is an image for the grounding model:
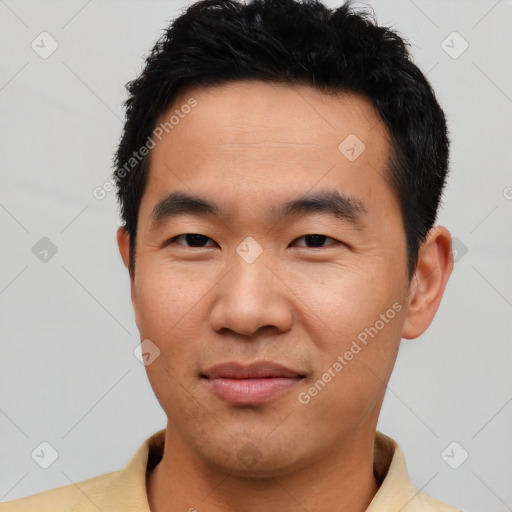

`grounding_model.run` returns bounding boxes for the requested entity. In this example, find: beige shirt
[1,430,460,511]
